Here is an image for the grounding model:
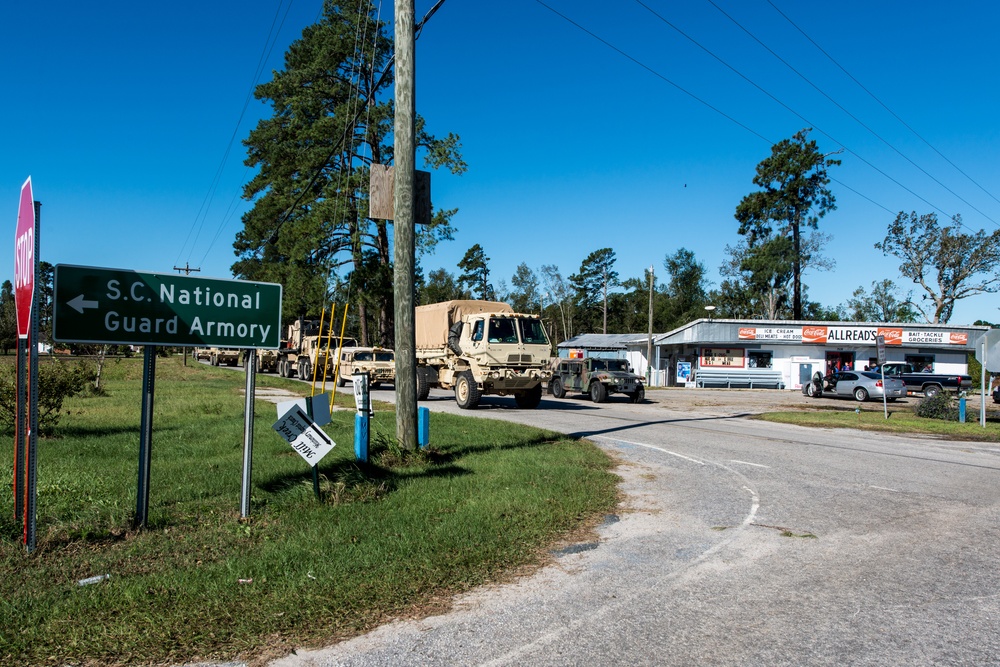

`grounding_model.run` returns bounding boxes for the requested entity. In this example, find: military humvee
[549,357,645,403]
[335,347,396,389]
